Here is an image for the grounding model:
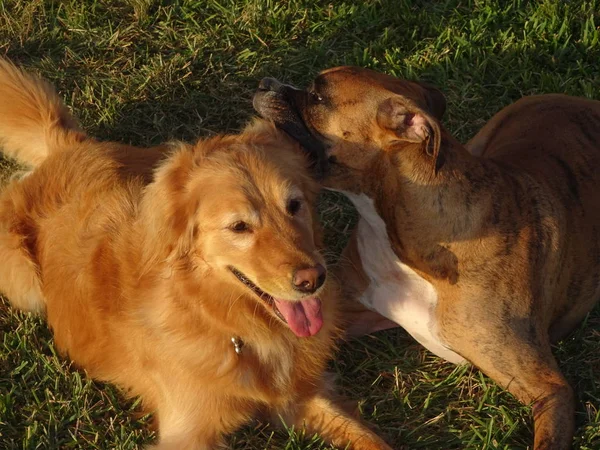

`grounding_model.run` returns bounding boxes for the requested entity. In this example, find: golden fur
[0,59,391,450]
